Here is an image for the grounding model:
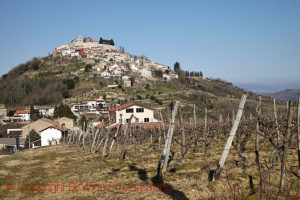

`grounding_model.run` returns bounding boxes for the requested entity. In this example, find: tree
[79,115,87,131]
[174,62,181,73]
[85,64,92,72]
[24,129,40,149]
[145,84,150,90]
[154,70,163,78]
[53,103,76,121]
[30,105,41,121]
[63,79,76,89]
